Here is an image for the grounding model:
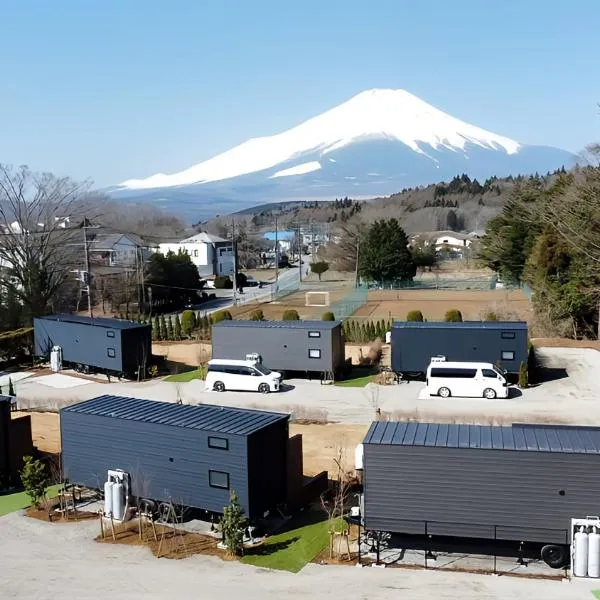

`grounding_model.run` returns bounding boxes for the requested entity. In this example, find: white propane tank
[354,444,364,471]
[112,481,124,520]
[104,480,114,516]
[589,526,600,577]
[50,346,62,372]
[385,331,391,344]
[574,526,589,577]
